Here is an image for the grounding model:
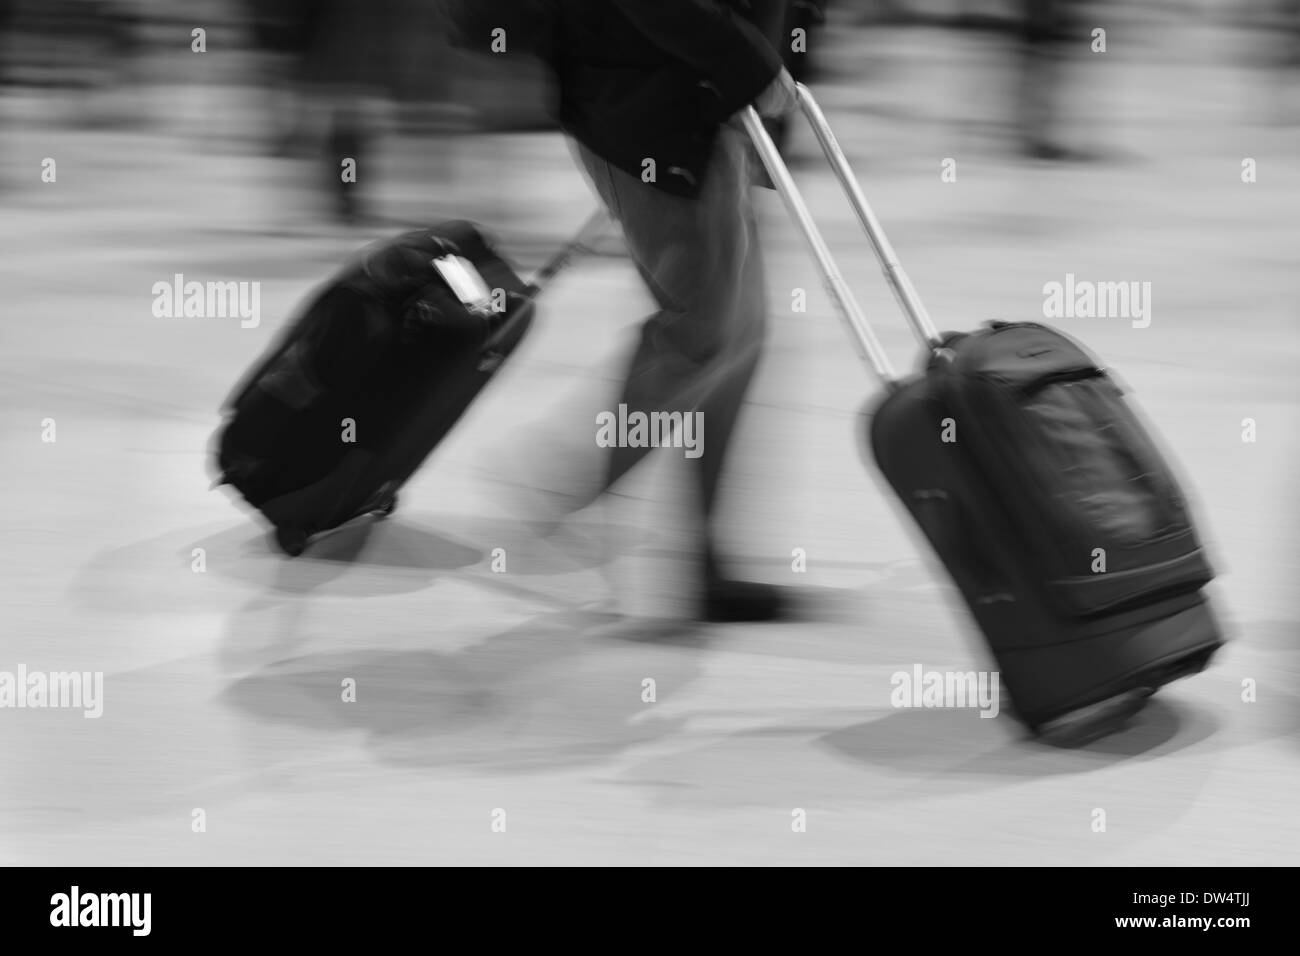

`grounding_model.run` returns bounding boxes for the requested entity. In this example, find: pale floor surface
[1,30,1298,865]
